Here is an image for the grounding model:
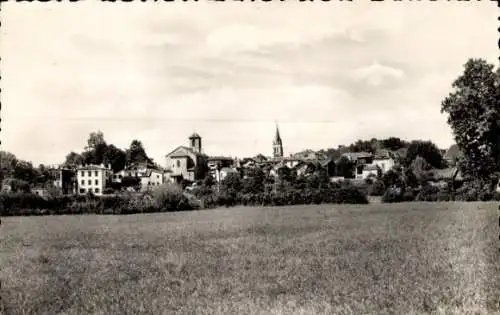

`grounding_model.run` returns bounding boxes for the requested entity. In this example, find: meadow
[1,202,499,315]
